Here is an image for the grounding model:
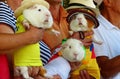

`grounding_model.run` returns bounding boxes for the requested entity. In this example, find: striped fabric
[39,41,52,66]
[0,2,17,32]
